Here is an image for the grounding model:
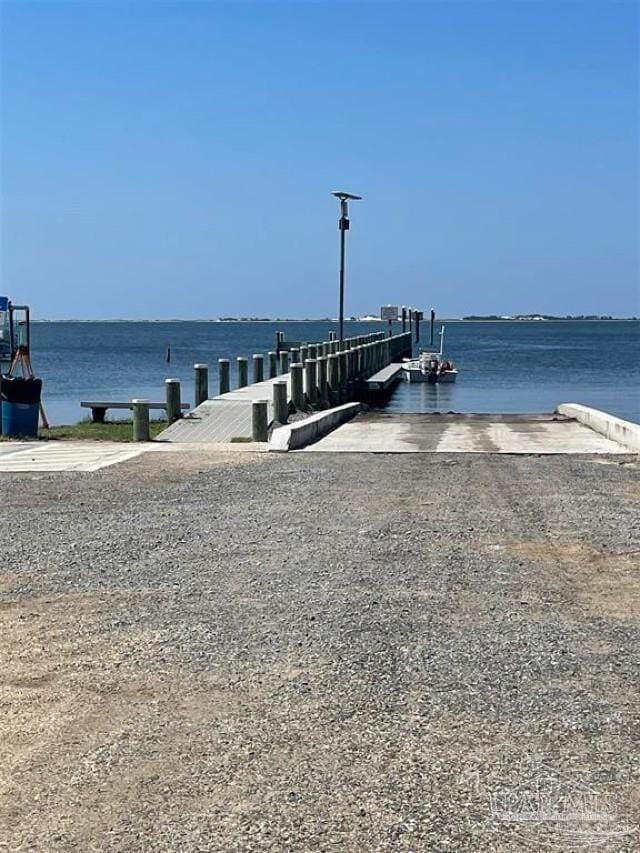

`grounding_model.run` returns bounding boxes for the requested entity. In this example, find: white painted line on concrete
[0,442,146,472]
